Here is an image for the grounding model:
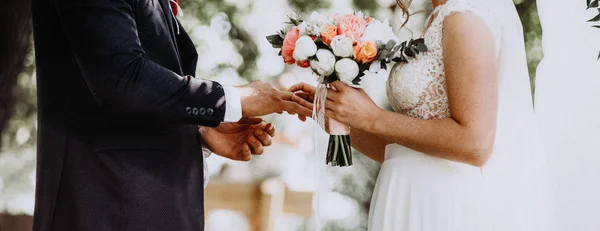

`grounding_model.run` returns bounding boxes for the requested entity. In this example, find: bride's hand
[325,81,383,131]
[289,82,317,122]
